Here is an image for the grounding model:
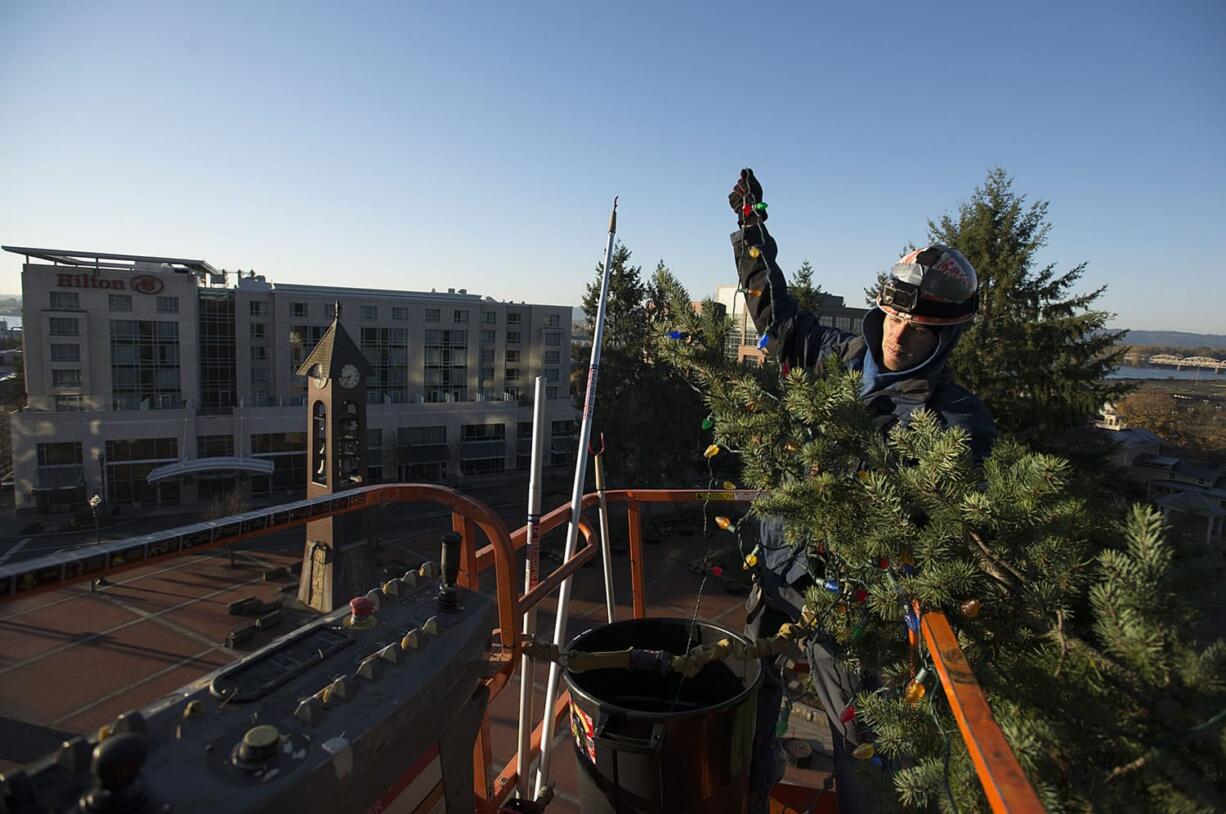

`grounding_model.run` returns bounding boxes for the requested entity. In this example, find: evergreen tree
[929,168,1133,440]
[656,277,1226,813]
[790,260,826,315]
[578,248,706,486]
